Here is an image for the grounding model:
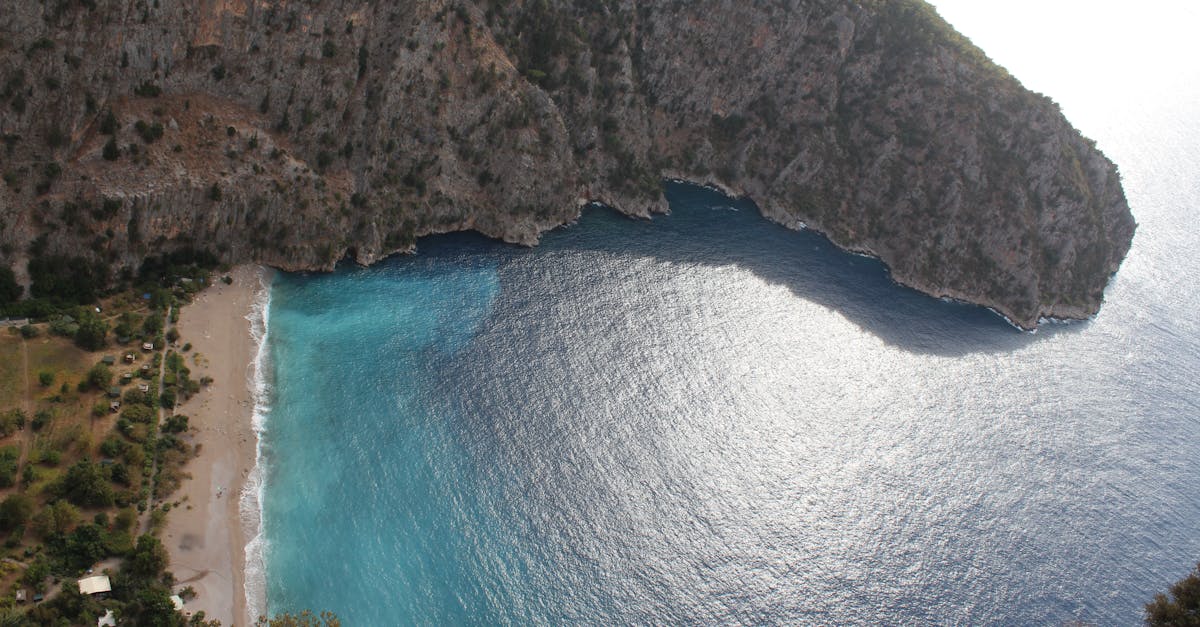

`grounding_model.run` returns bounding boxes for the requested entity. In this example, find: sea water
[254,4,1200,625]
